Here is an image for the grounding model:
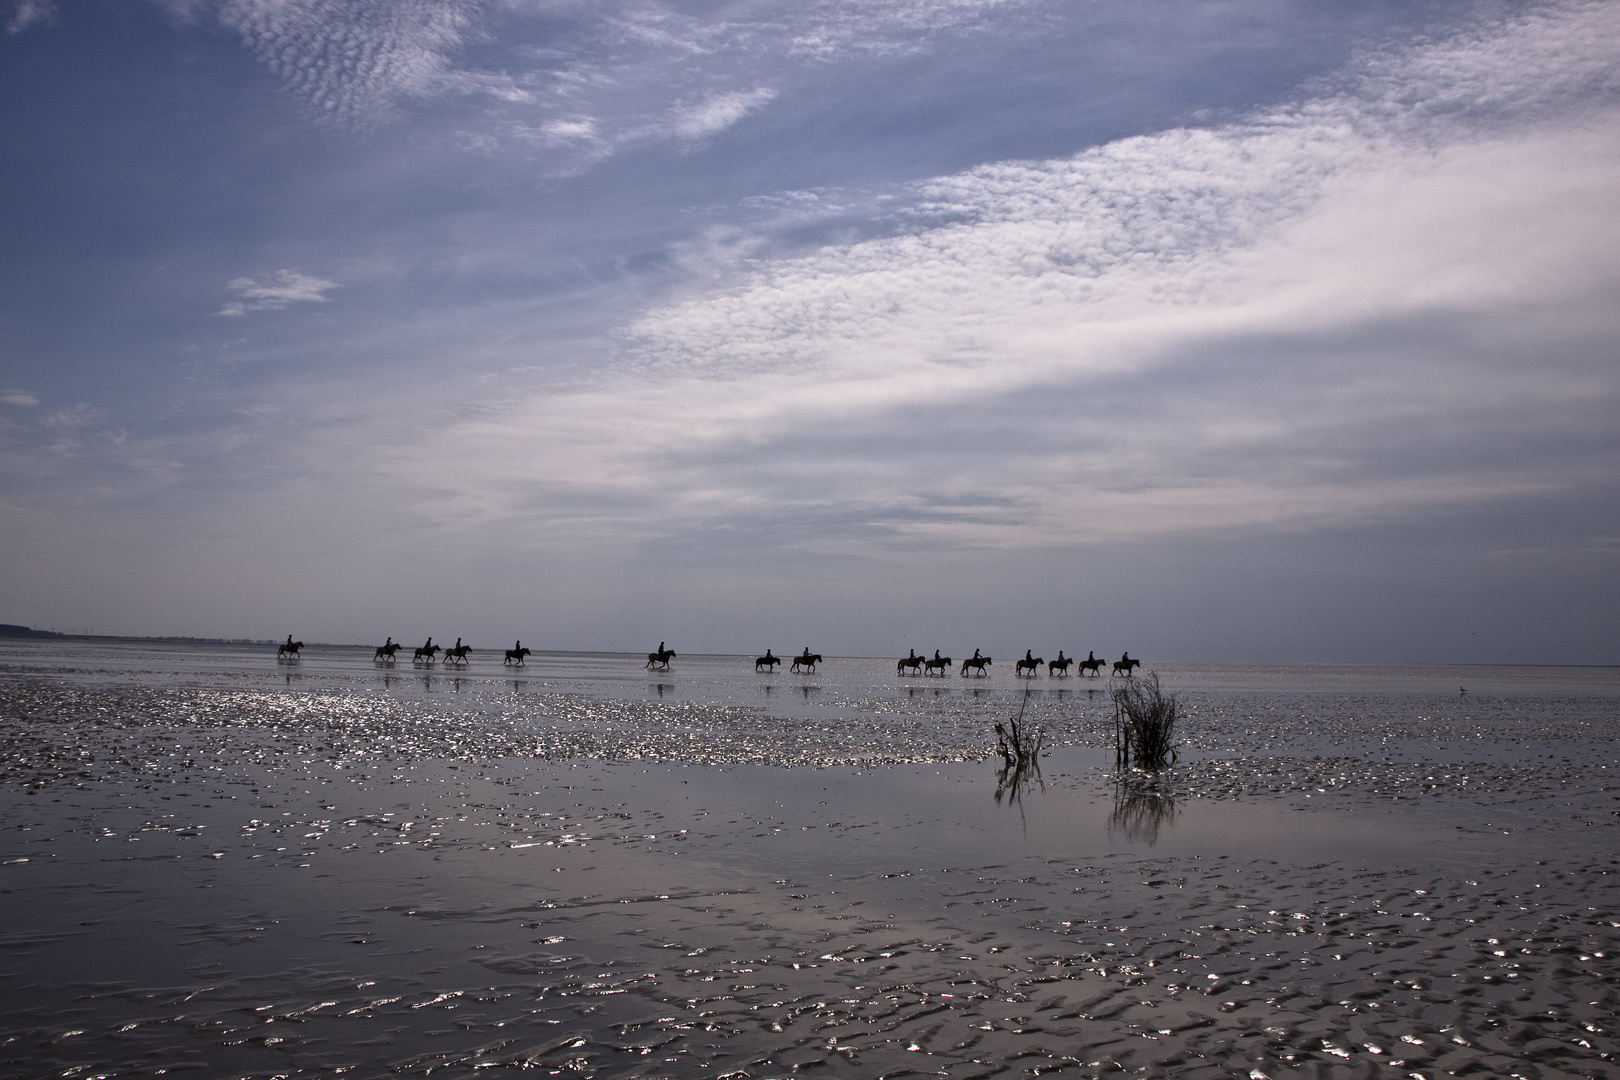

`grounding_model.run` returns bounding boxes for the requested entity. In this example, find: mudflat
[2,641,1616,1078]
